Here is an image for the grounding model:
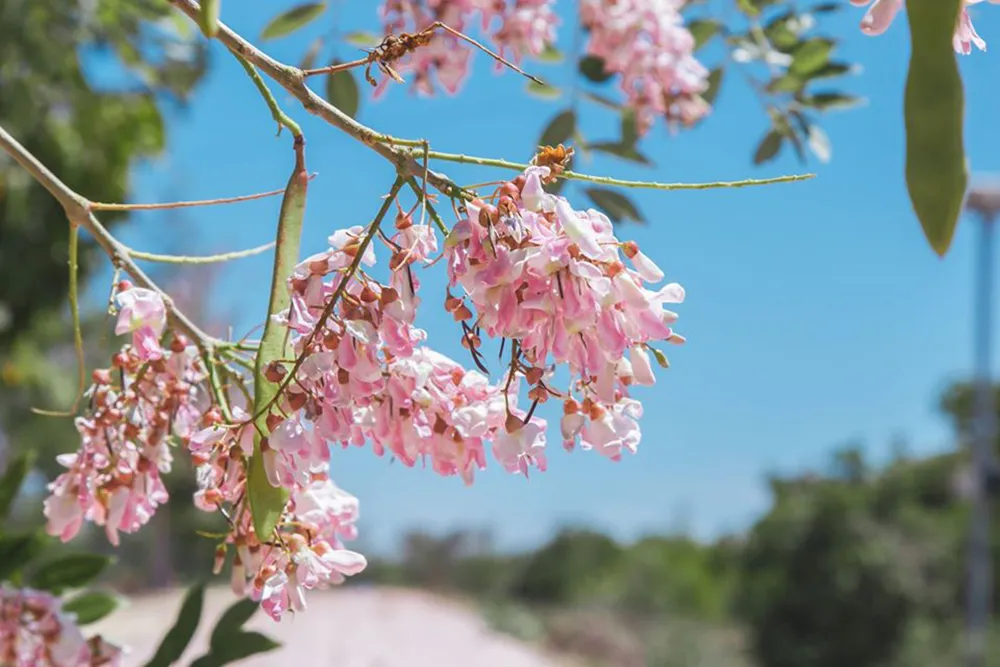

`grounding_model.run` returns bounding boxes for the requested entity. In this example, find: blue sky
[91,1,999,552]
